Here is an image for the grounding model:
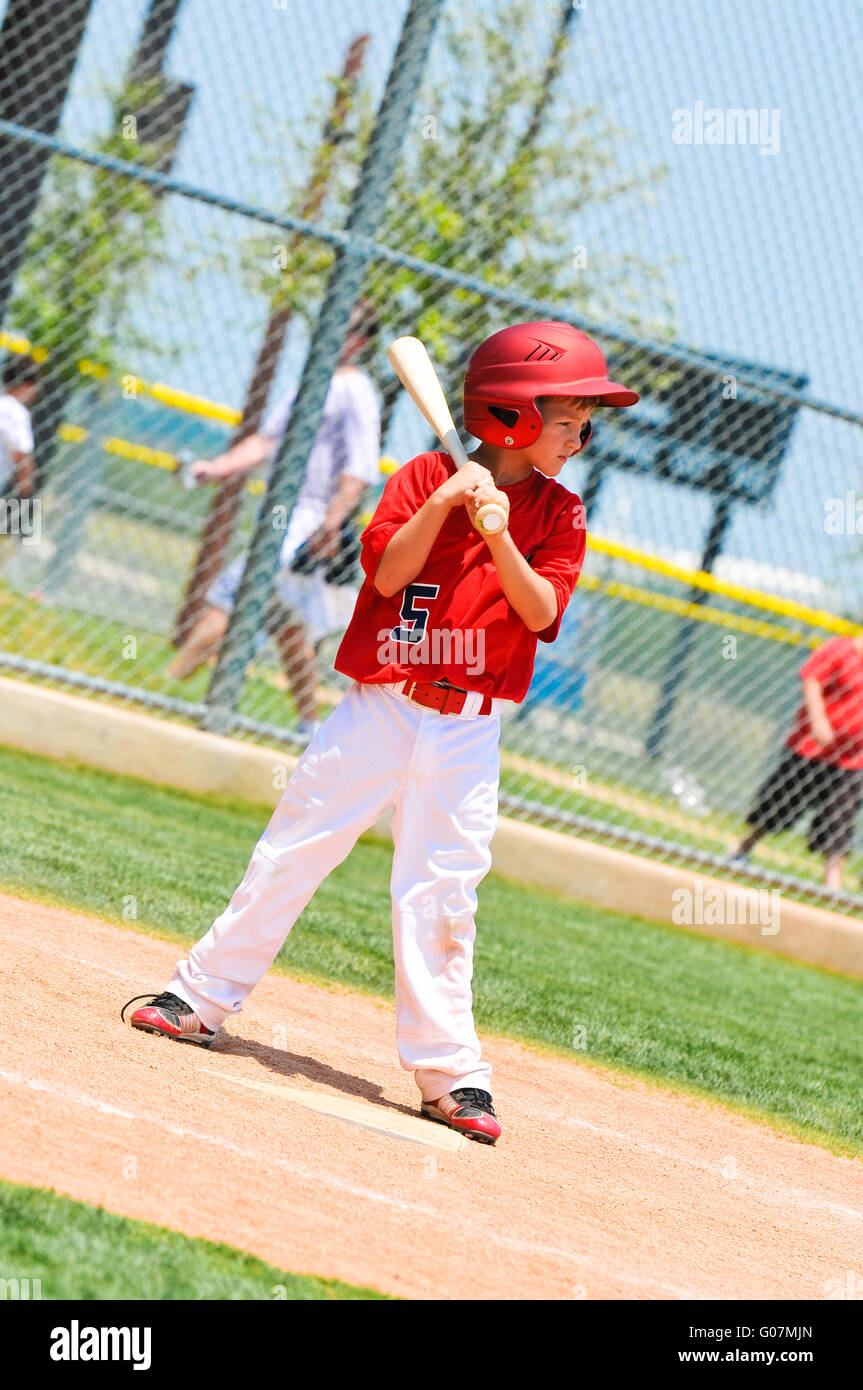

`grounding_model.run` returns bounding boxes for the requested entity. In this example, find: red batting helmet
[463,321,639,450]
